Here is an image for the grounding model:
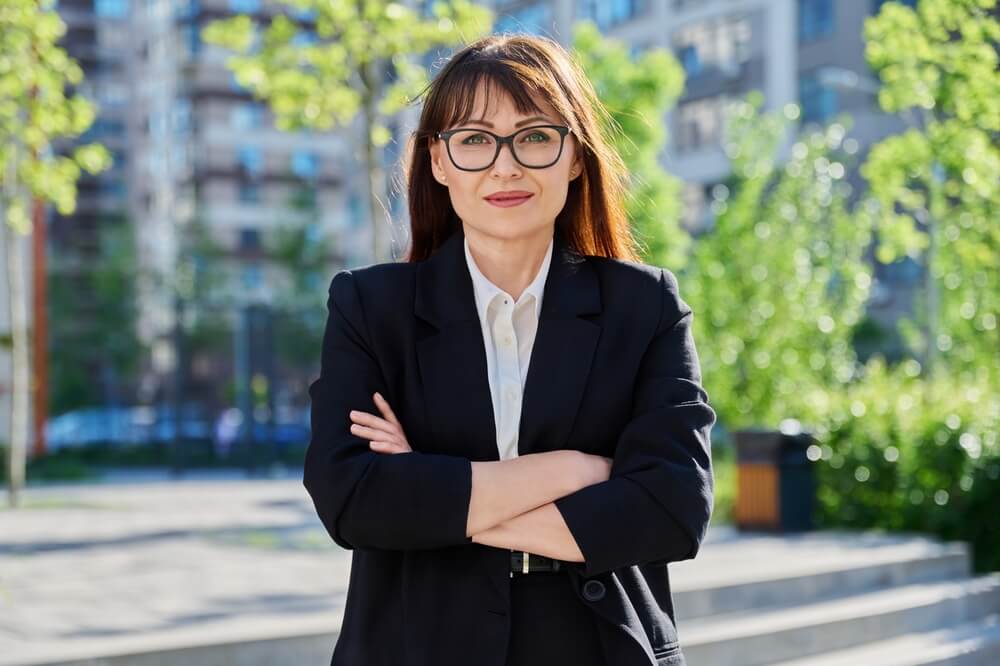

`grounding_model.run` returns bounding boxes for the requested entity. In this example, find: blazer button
[582,579,606,602]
